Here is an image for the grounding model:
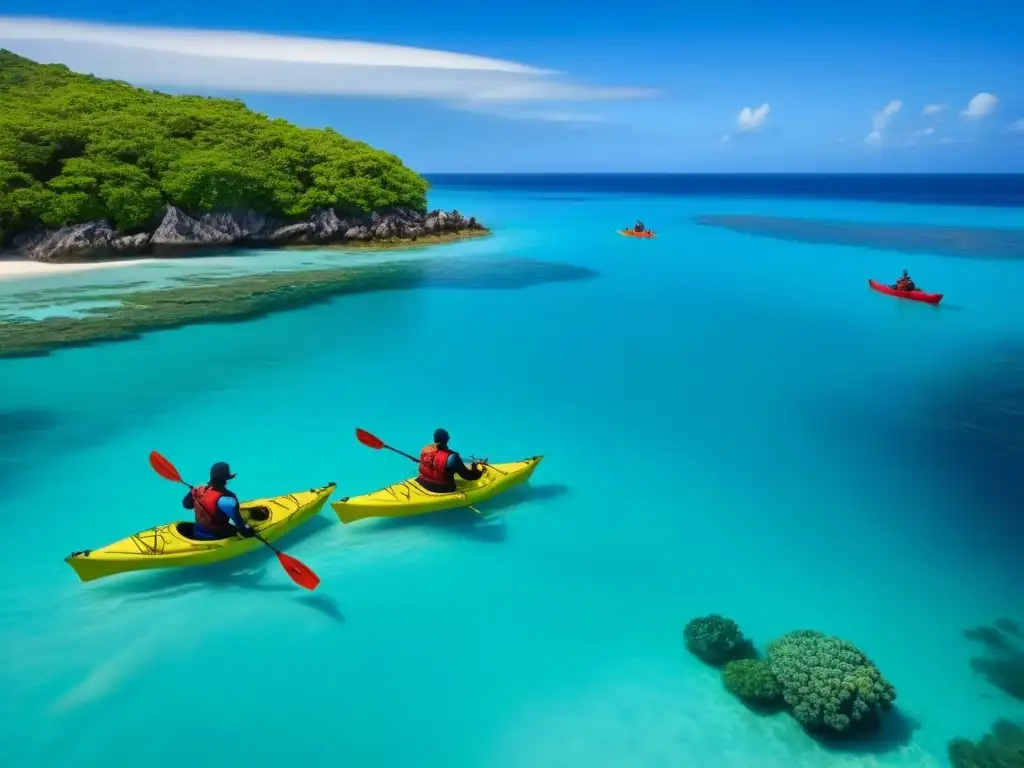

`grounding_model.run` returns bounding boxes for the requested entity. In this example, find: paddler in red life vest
[416,428,485,493]
[181,462,256,540]
[893,269,917,291]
